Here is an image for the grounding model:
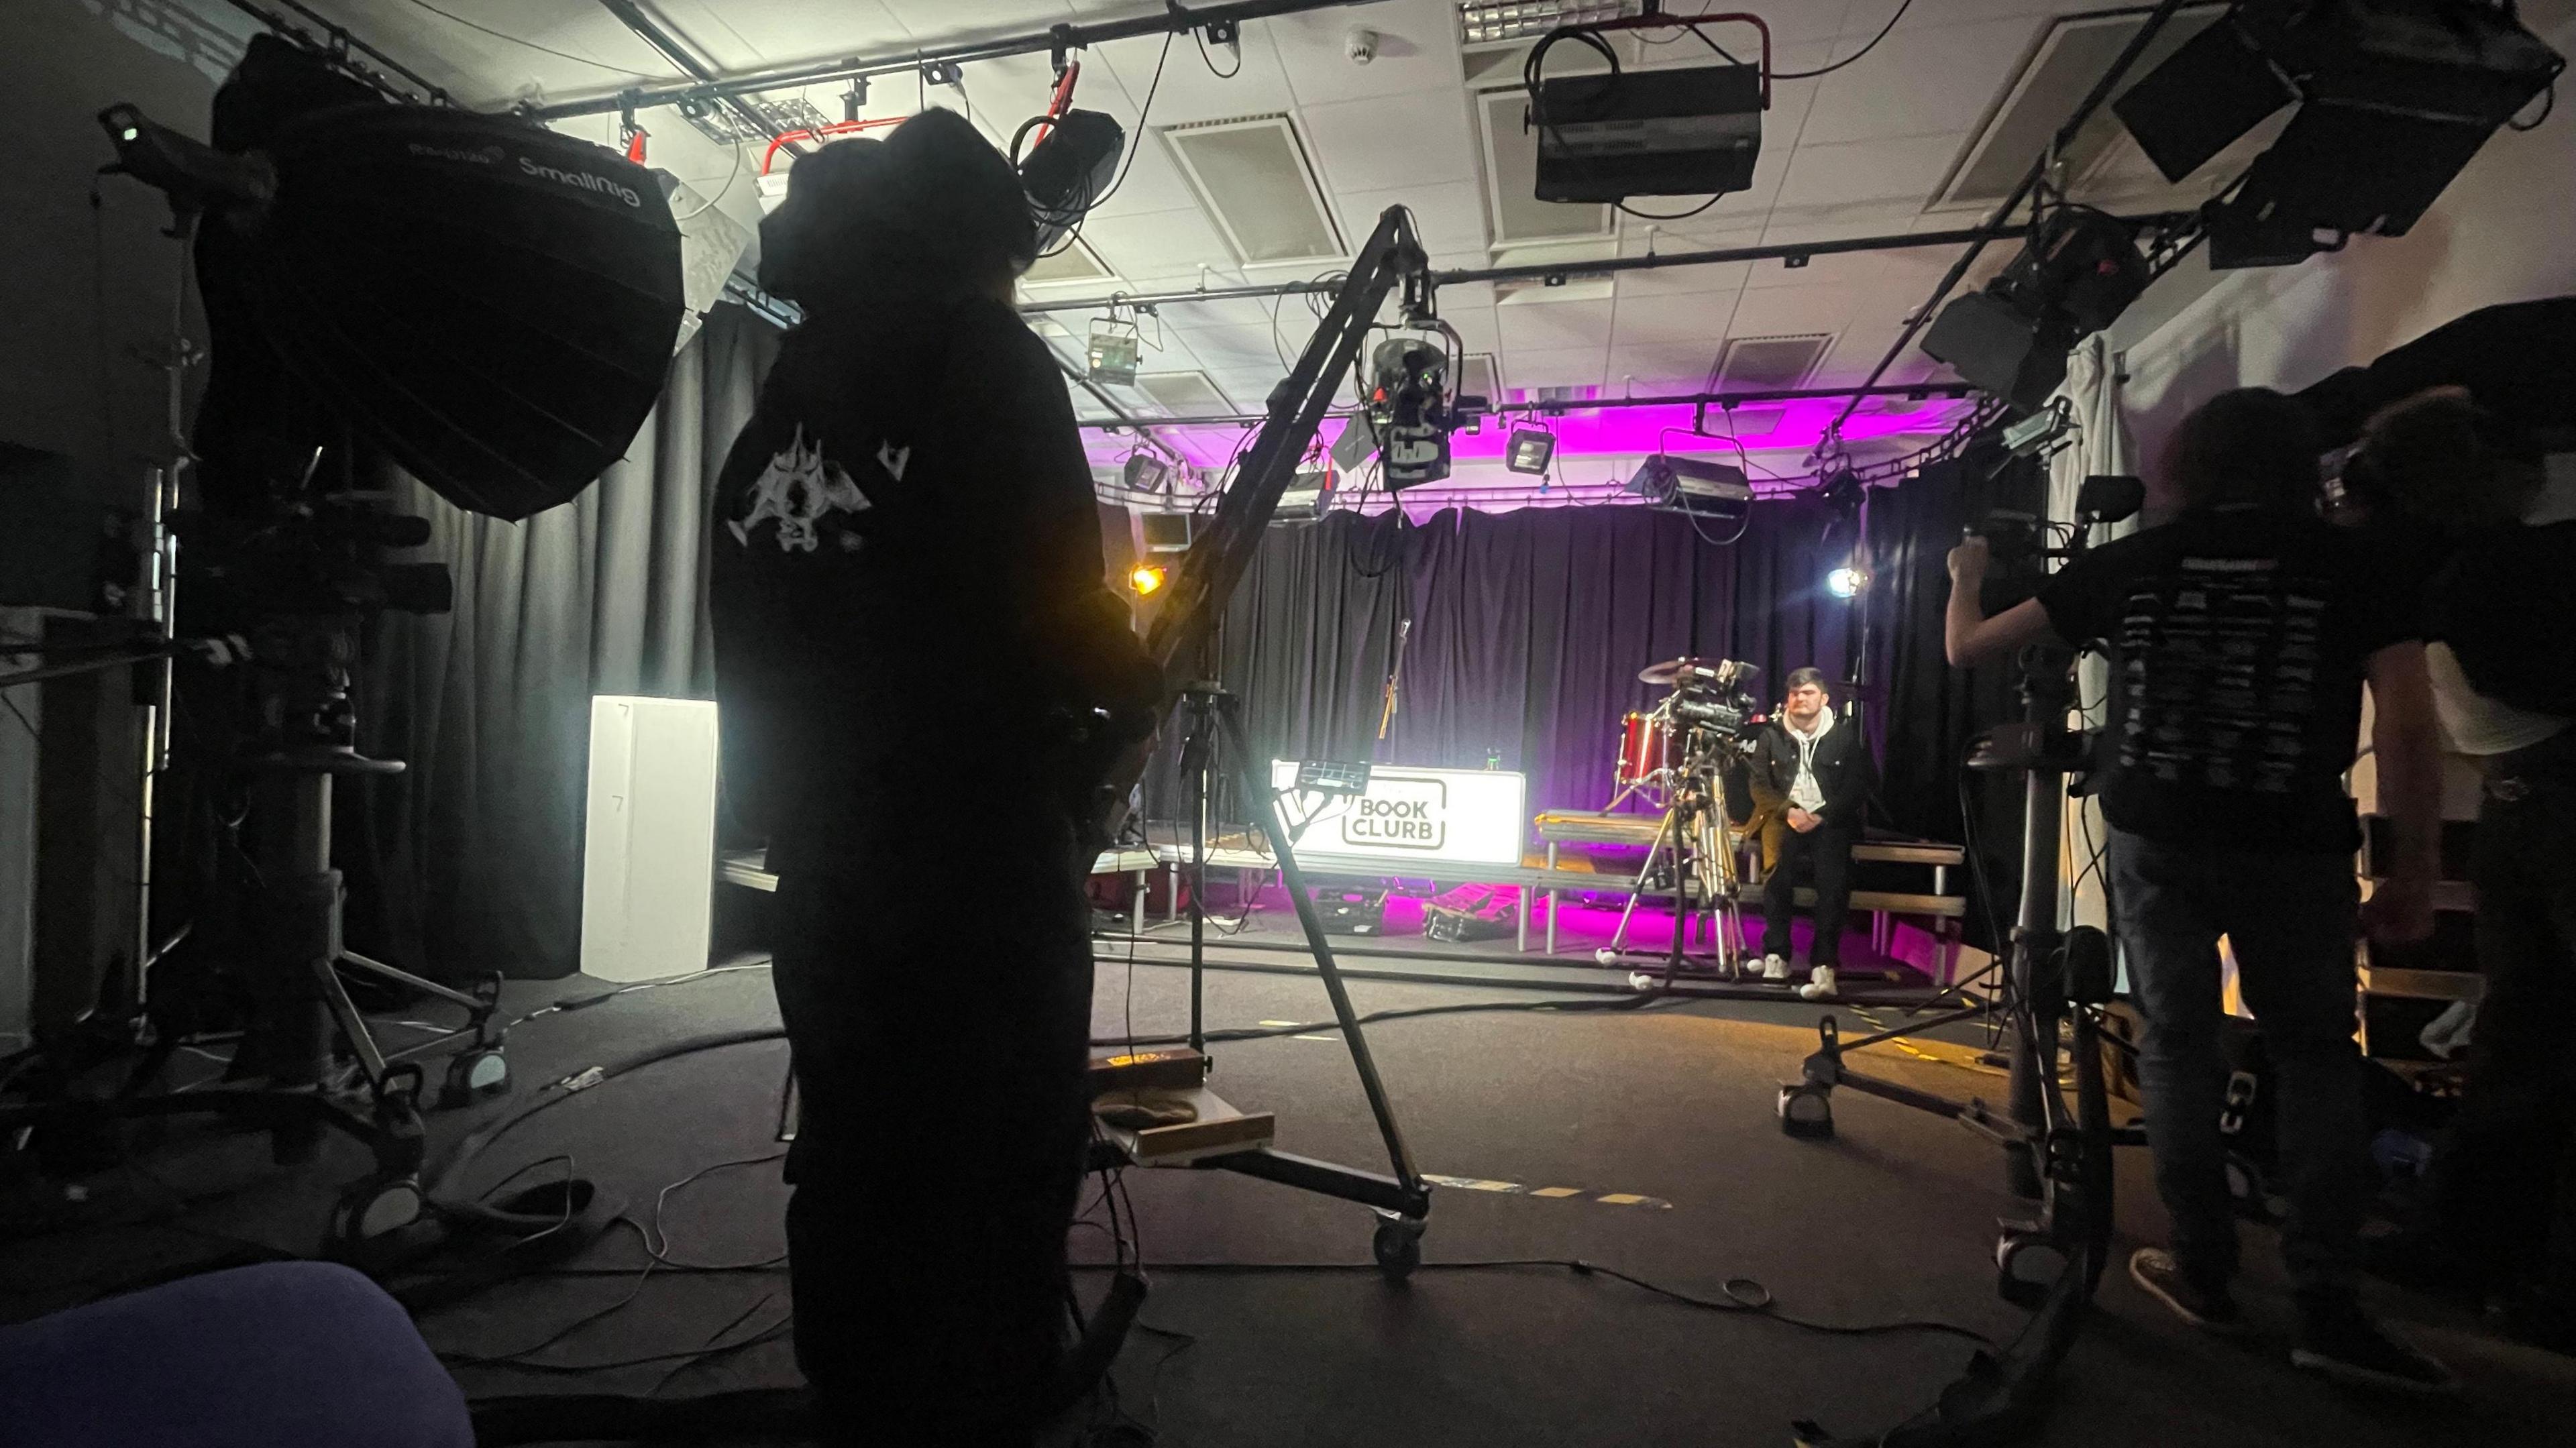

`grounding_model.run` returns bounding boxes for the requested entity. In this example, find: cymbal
[1639,657,1761,688]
